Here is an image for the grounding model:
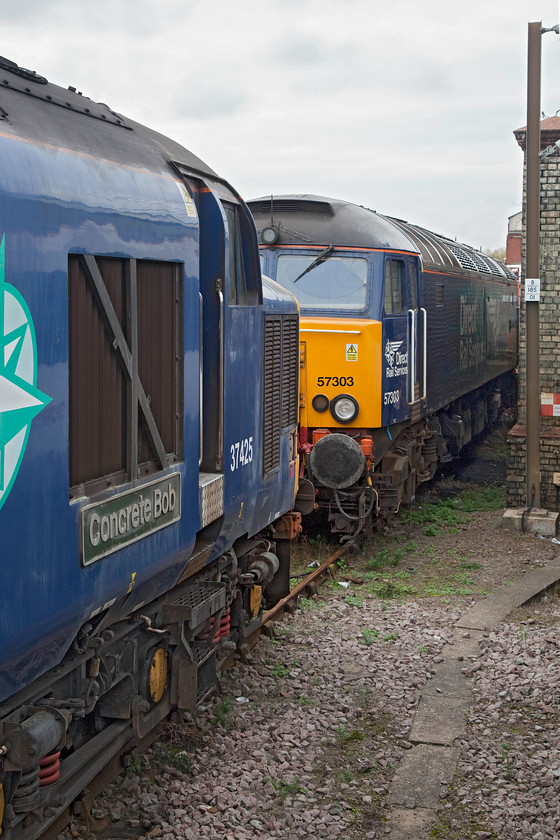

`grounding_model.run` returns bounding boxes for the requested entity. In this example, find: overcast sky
[3,0,560,251]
